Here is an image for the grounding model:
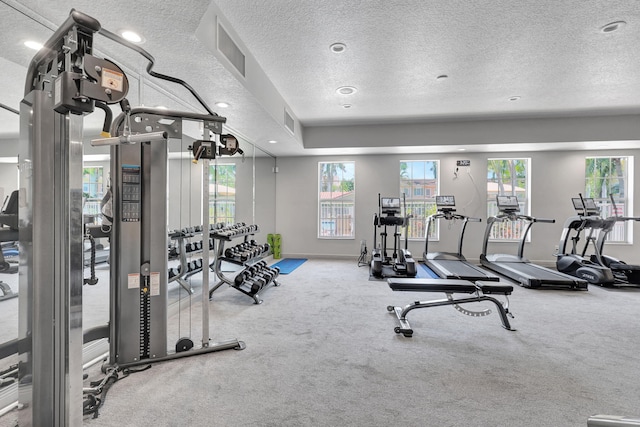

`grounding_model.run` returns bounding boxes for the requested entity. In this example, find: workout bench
[387,278,515,337]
